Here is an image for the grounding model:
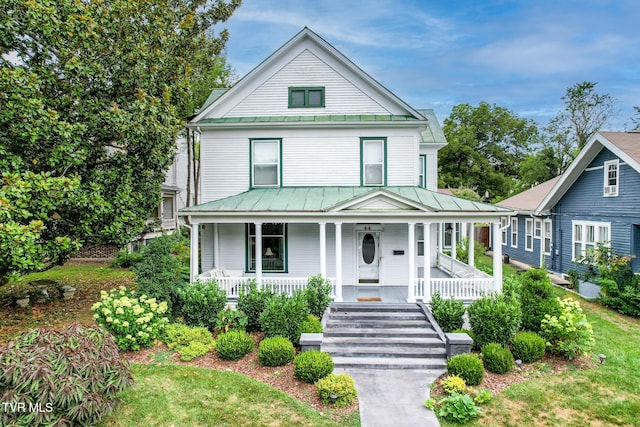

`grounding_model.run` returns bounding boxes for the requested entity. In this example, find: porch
[200,251,496,303]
